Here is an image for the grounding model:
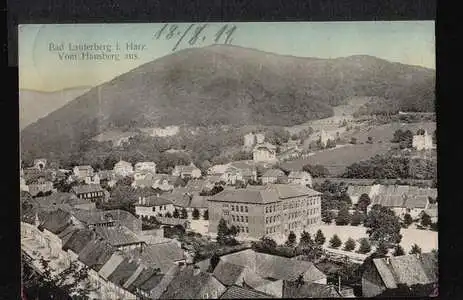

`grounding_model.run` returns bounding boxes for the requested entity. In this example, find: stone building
[208,184,322,239]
